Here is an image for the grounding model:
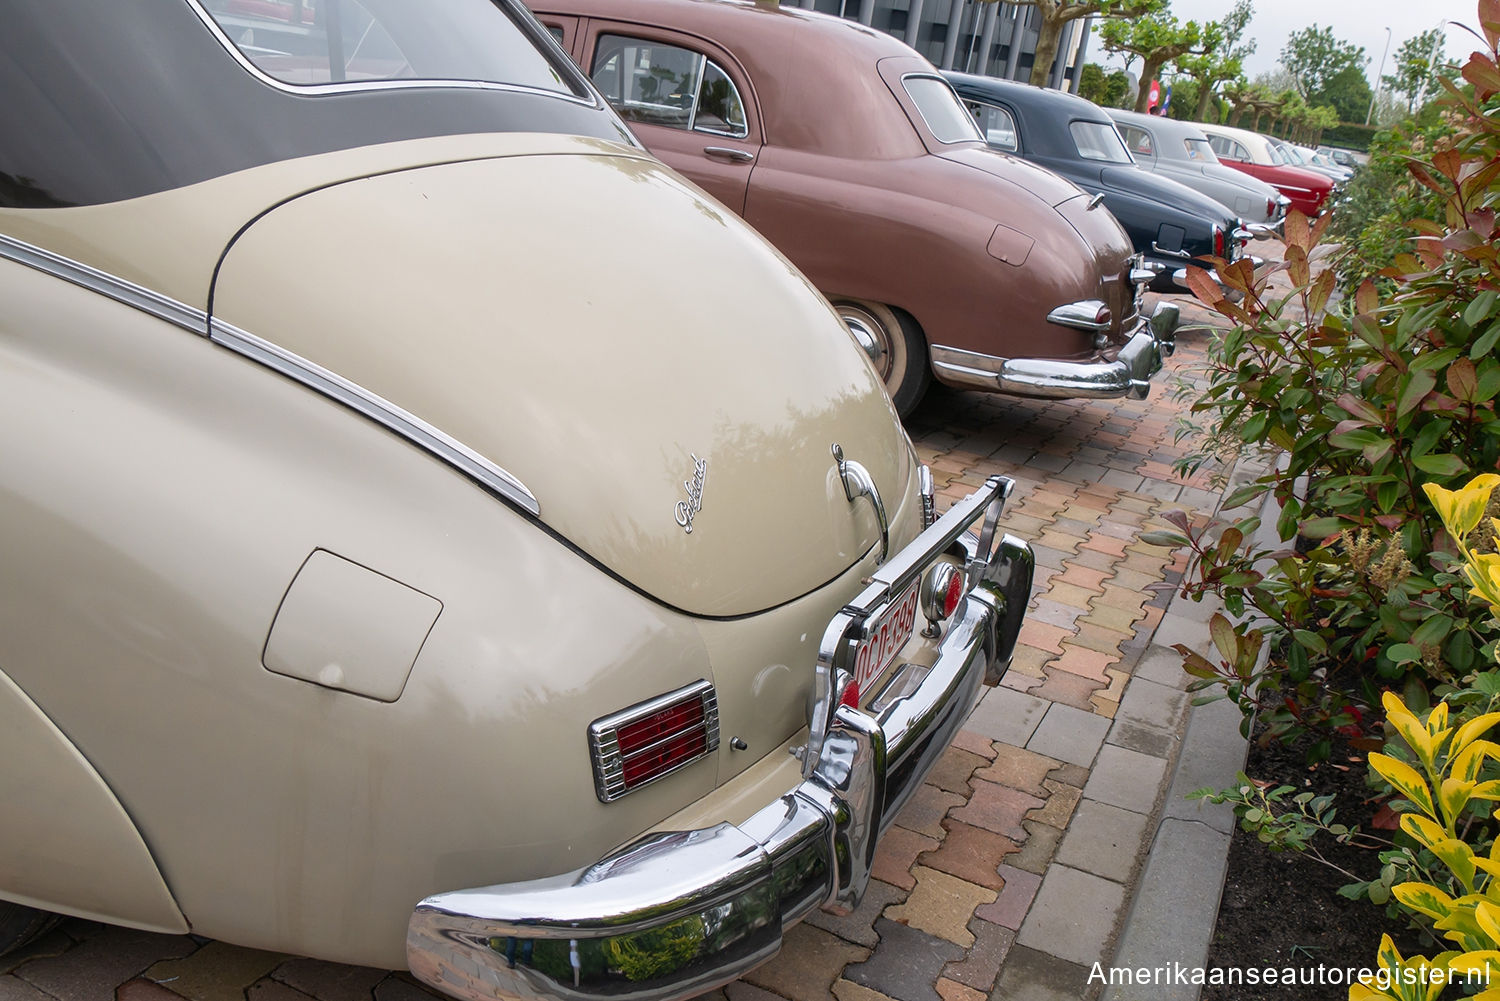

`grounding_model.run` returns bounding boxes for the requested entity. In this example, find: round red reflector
[943,571,965,618]
[839,680,860,709]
